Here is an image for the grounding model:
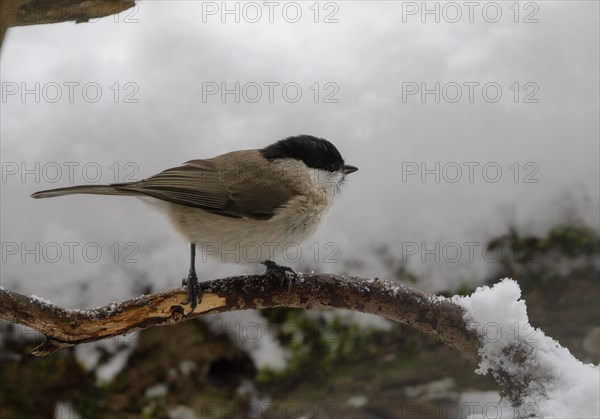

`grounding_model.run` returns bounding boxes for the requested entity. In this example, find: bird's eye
[327,163,336,172]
